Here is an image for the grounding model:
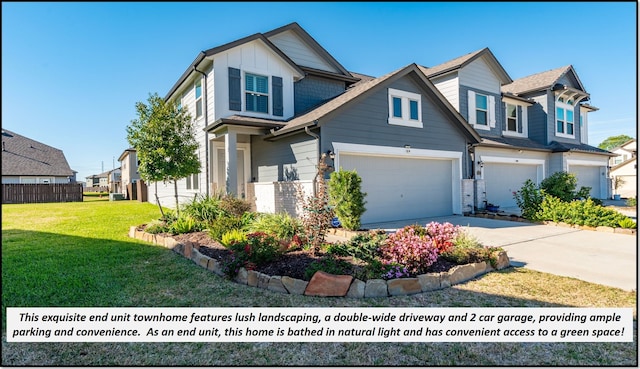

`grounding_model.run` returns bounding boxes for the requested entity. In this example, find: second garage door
[338,153,454,224]
[483,163,539,208]
[570,165,602,199]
